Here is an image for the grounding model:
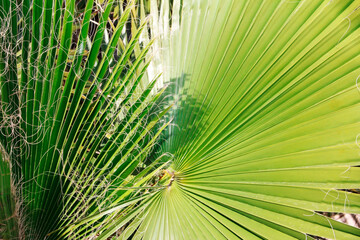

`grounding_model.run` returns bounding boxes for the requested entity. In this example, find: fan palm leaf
[1,0,360,239]
[0,0,169,239]
[105,0,360,239]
